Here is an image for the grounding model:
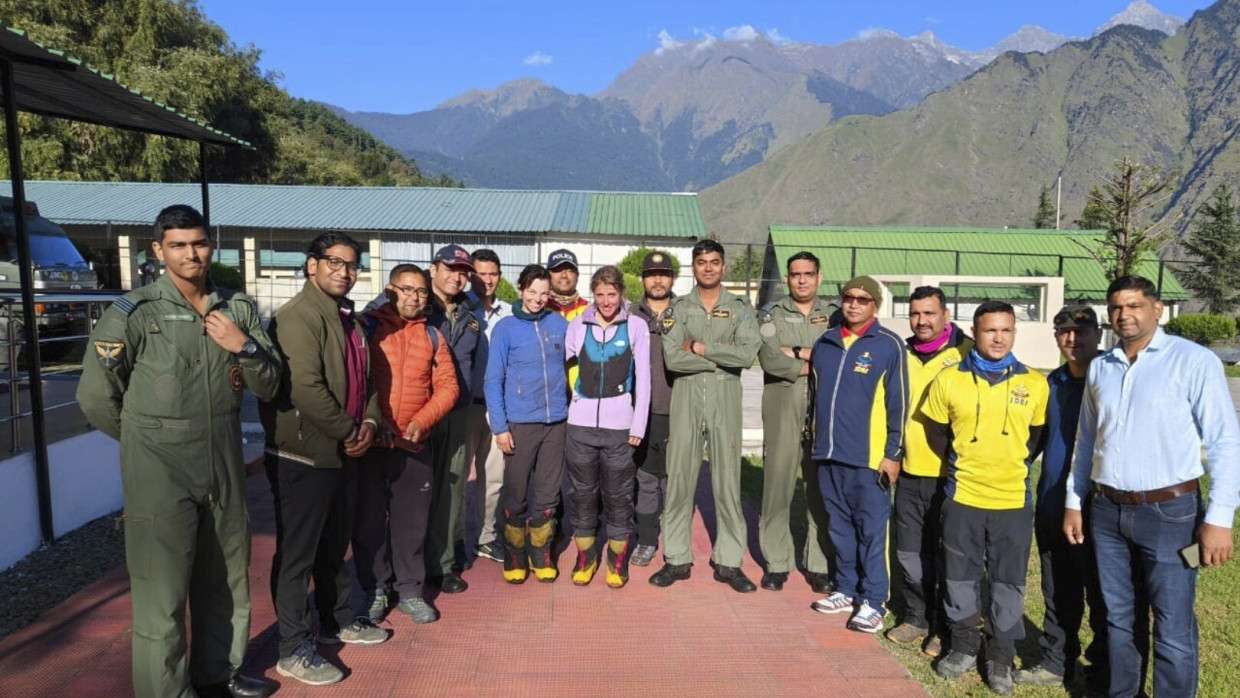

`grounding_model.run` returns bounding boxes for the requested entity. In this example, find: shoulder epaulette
[113,296,138,316]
